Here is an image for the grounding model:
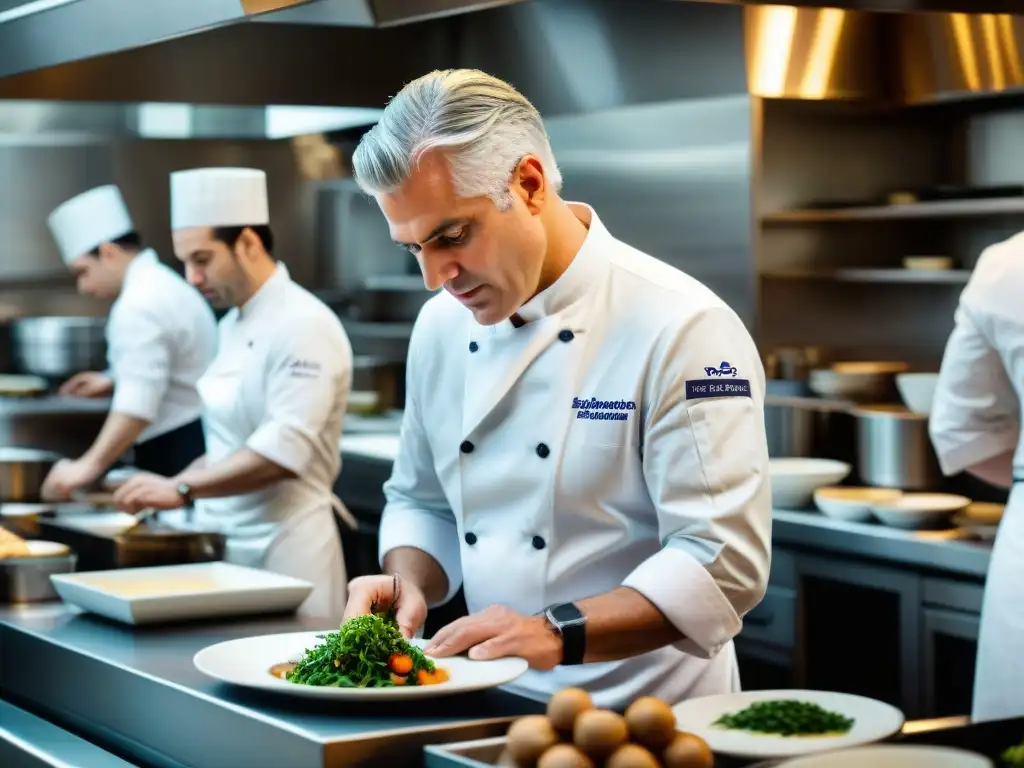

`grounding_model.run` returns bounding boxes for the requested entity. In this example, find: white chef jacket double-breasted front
[378,203,773,709]
[930,231,1024,721]
[192,264,354,619]
[106,249,217,442]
